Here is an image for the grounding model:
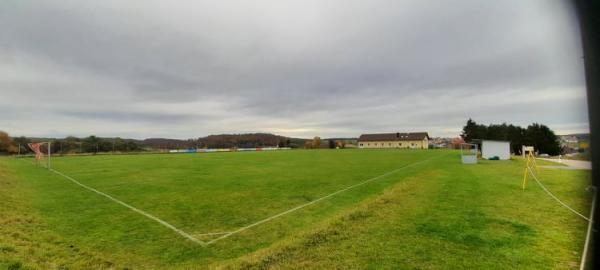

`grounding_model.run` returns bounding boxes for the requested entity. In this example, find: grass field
[0,149,592,269]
